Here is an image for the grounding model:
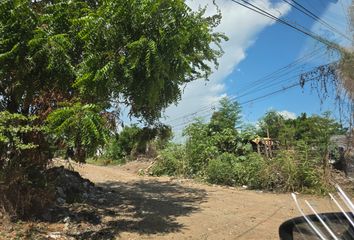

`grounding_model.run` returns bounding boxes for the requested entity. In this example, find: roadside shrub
[150,138,329,193]
[102,124,172,164]
[115,125,141,160]
[103,135,126,164]
[206,153,265,188]
[148,97,337,194]
[206,153,235,185]
[261,151,298,191]
[184,120,220,176]
[232,153,266,188]
[151,144,186,176]
[260,150,327,193]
